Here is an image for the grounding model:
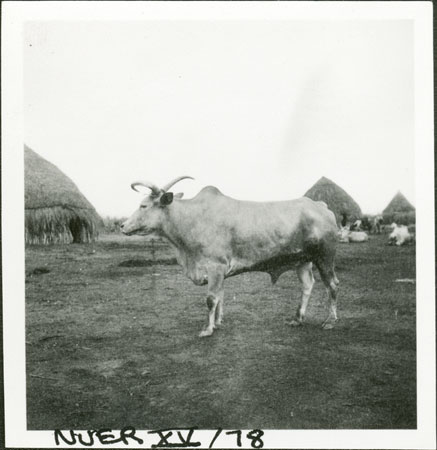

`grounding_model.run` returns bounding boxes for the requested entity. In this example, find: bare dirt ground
[25,233,416,430]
